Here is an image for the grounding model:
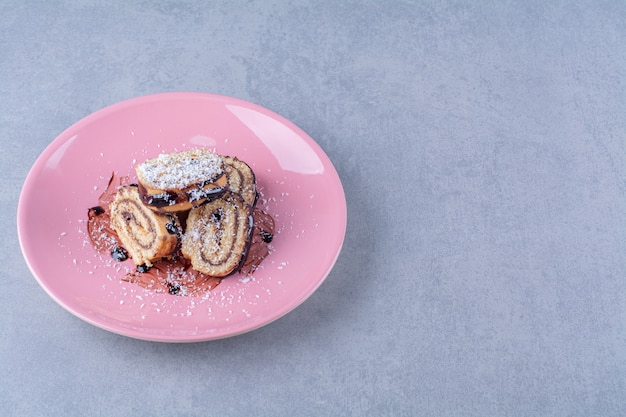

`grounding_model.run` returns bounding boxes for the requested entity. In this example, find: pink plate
[17,92,347,342]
